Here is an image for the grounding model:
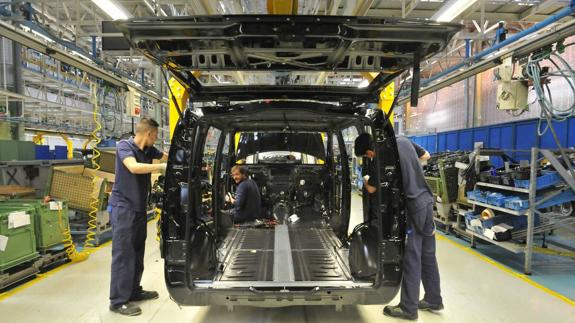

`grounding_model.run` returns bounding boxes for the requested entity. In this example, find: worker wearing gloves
[354,133,441,321]
[108,118,167,316]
